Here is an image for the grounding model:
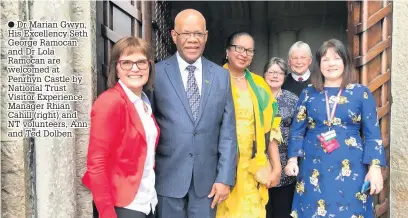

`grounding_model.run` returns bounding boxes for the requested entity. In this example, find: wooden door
[96,0,152,95]
[347,1,392,217]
